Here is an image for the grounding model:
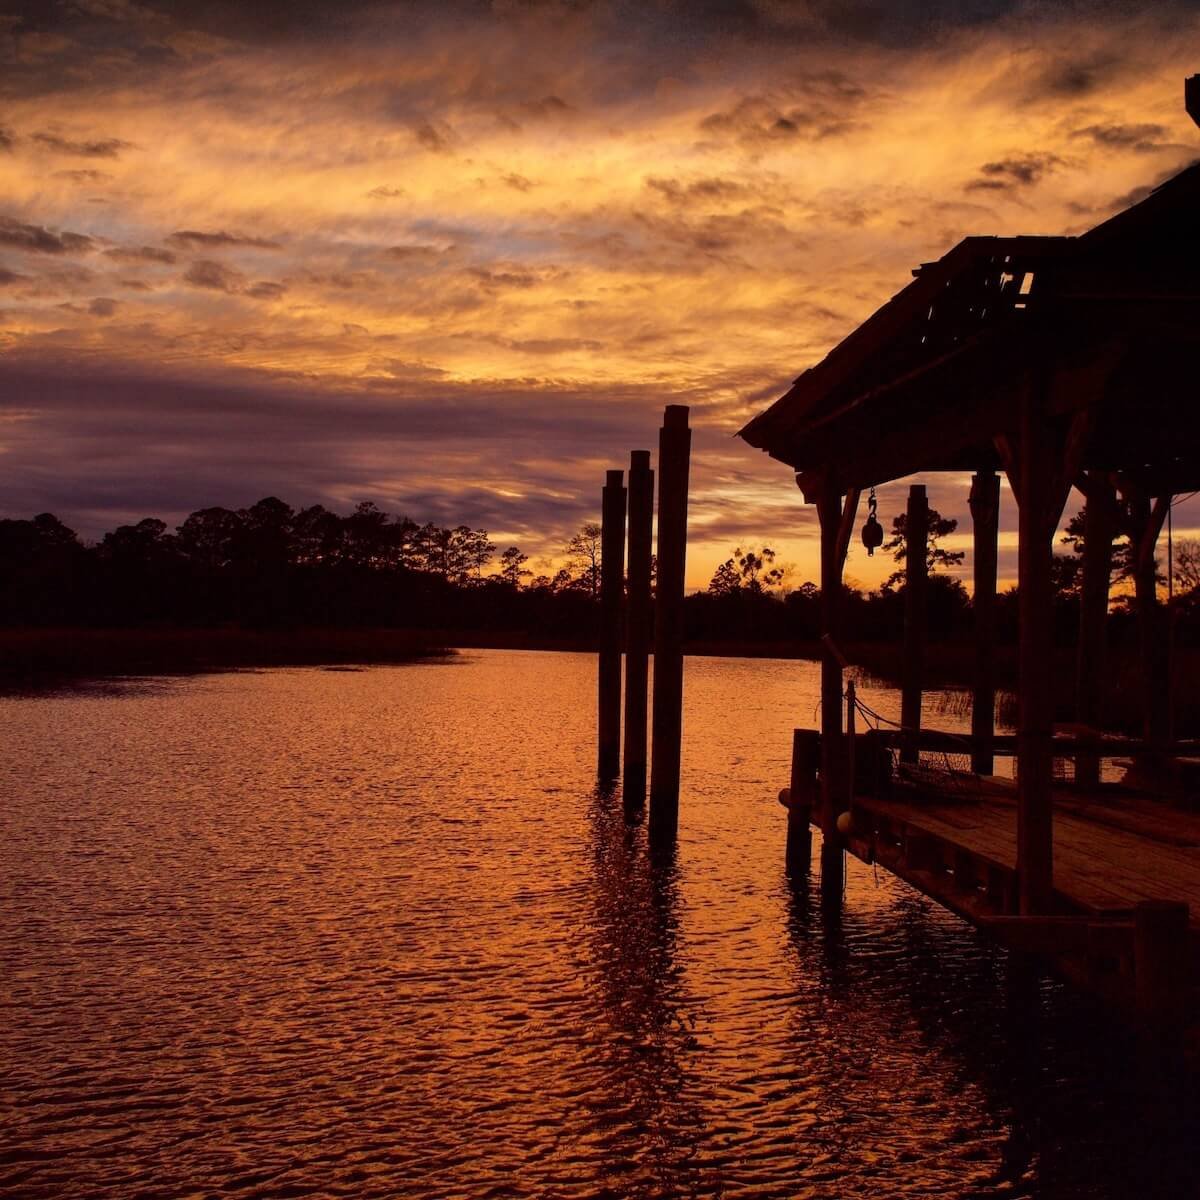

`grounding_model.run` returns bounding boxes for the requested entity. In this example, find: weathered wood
[1015,382,1068,914]
[1075,473,1117,789]
[816,478,846,897]
[901,484,928,765]
[598,469,626,779]
[786,728,819,864]
[969,470,1000,775]
[1134,900,1190,1029]
[650,406,691,827]
[622,450,654,799]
